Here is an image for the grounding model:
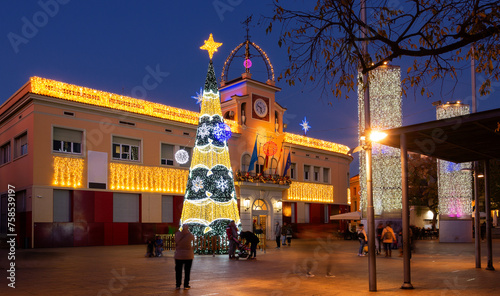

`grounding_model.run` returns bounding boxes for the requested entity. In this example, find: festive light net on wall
[53,156,84,188]
[436,103,472,217]
[286,182,334,203]
[180,60,240,236]
[358,66,402,216]
[109,163,188,193]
